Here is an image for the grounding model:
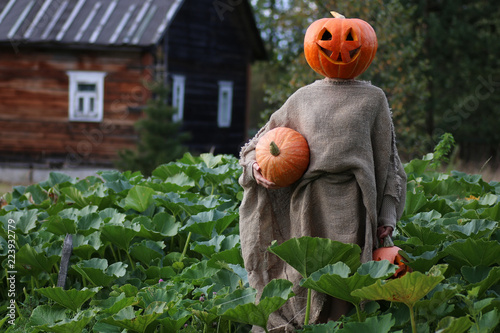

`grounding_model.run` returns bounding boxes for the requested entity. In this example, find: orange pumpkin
[255,127,310,187]
[373,237,412,278]
[304,11,378,79]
